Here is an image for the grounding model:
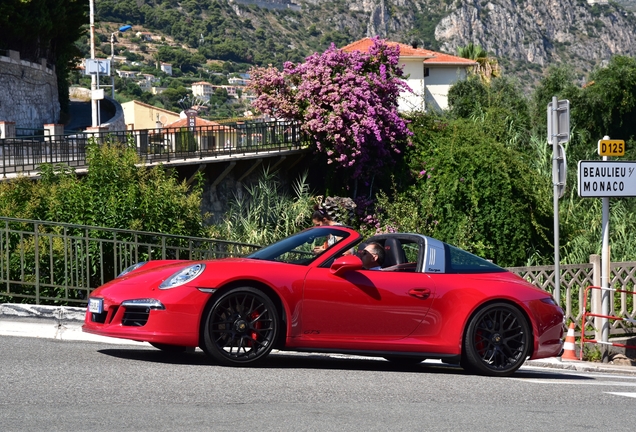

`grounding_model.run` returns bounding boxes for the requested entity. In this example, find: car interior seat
[382,238,407,268]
